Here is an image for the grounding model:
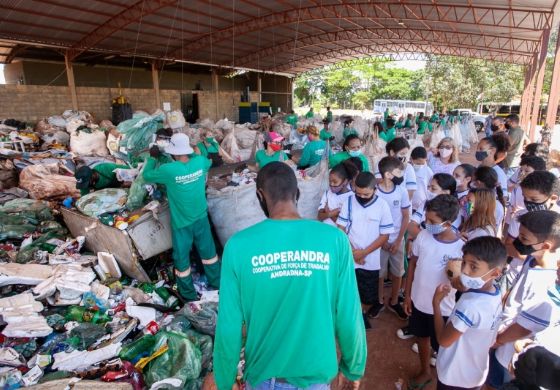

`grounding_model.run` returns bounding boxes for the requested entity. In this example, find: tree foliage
[294,56,524,111]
